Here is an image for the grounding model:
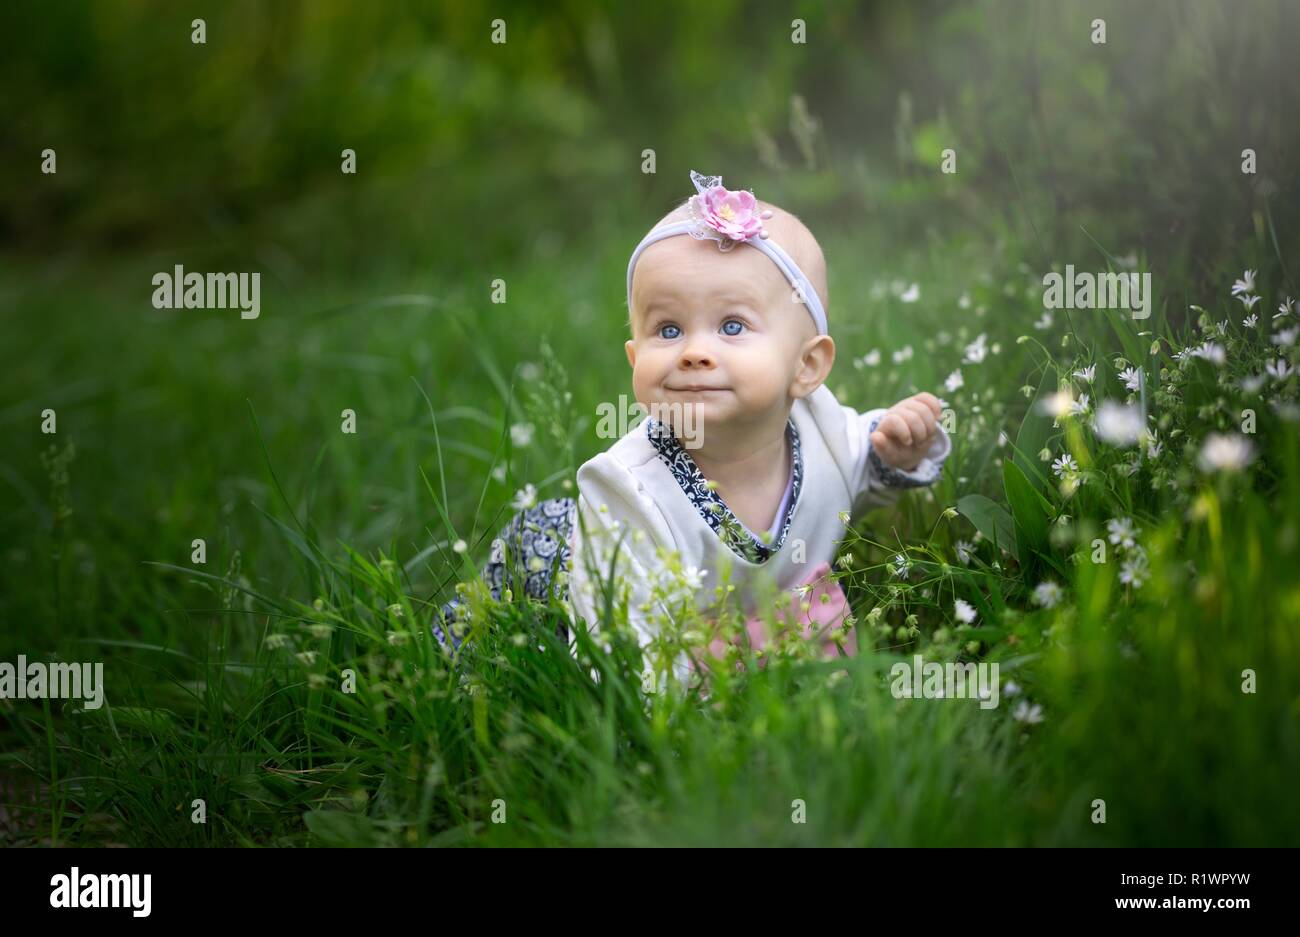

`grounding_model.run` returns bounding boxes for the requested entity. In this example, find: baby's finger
[900,398,937,434]
[895,406,927,445]
[880,412,913,446]
[912,392,943,418]
[871,429,900,463]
